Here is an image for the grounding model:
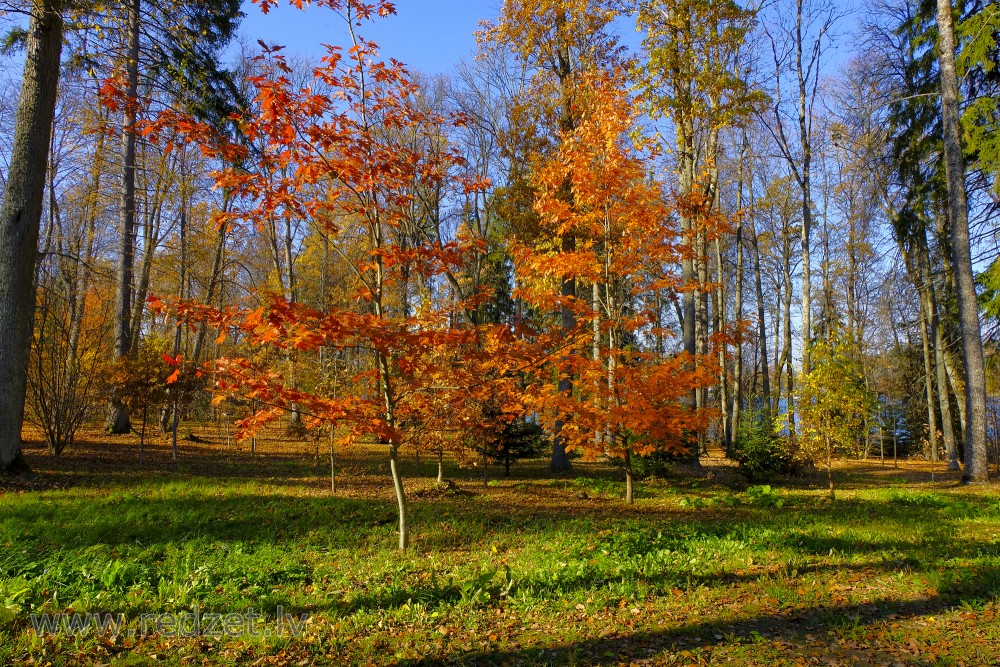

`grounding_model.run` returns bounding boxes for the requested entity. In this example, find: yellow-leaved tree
[798,325,876,499]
